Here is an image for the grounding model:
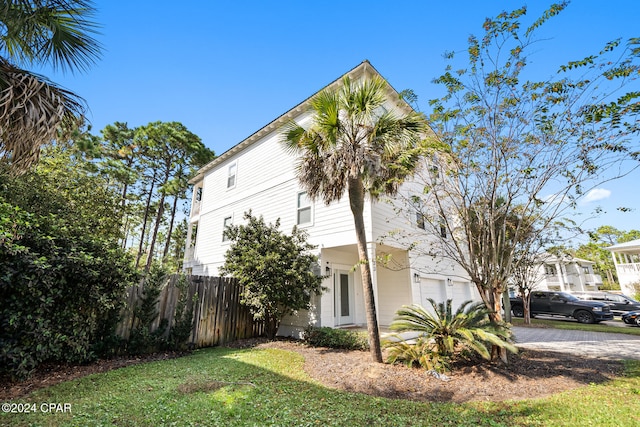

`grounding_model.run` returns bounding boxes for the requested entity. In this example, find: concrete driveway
[512,326,640,360]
